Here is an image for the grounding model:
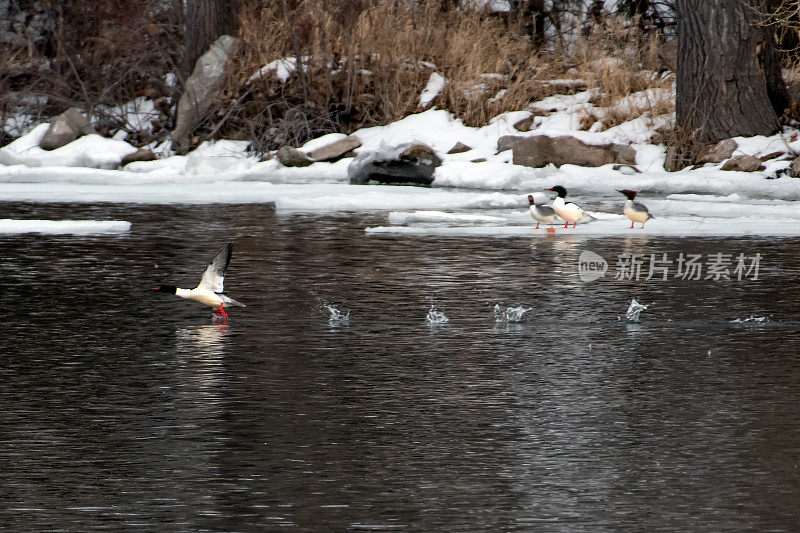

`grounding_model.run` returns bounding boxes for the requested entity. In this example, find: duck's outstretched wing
[196,243,233,293]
